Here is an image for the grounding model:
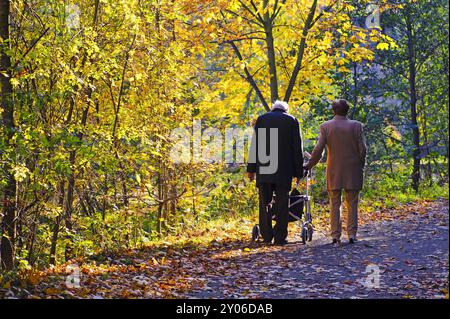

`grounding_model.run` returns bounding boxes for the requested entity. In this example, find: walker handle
[305,168,312,197]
